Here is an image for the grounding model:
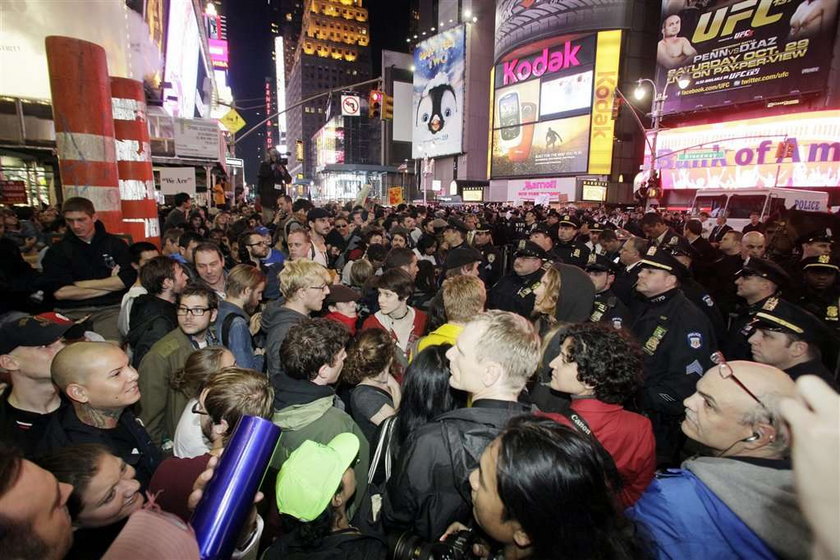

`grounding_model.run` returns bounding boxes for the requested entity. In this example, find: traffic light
[611,95,623,120]
[368,90,383,119]
[382,93,394,121]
